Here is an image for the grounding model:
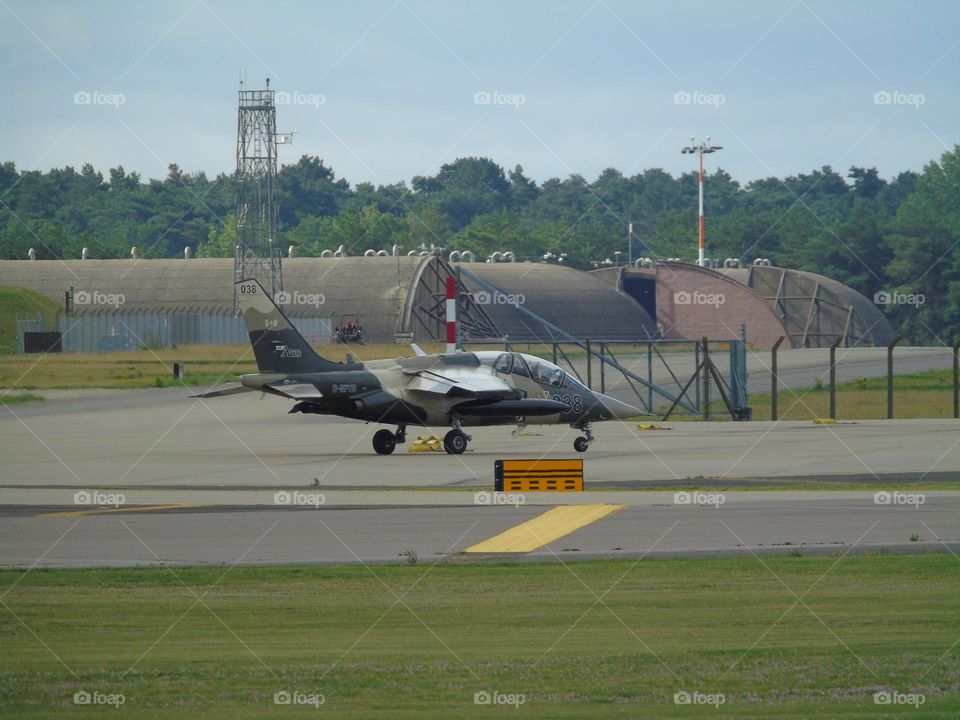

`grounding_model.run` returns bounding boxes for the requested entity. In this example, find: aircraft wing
[262,381,324,401]
[190,384,255,398]
[453,398,569,417]
[191,381,323,402]
[405,368,567,416]
[401,360,568,415]
[406,369,514,398]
